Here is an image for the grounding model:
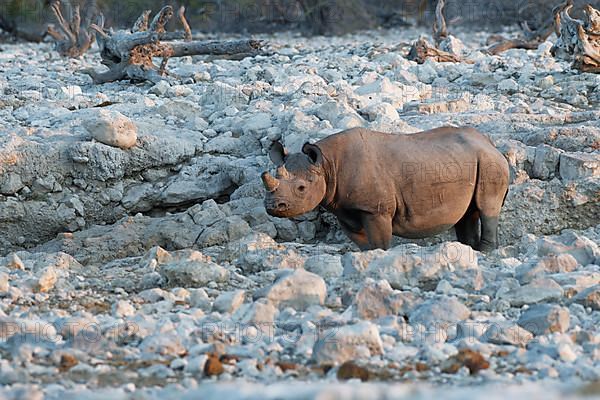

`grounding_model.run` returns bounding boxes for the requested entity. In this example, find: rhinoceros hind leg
[479,215,499,252]
[454,209,480,250]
